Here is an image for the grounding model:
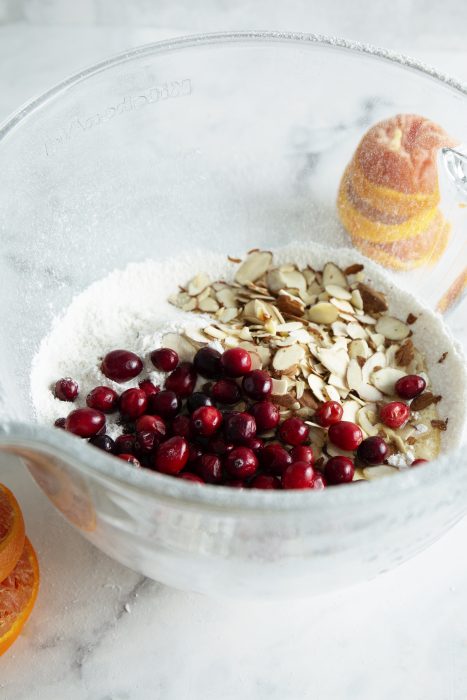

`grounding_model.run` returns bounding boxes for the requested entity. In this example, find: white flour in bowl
[30,243,467,447]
